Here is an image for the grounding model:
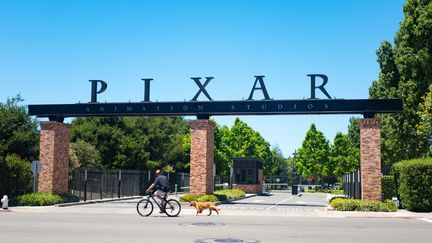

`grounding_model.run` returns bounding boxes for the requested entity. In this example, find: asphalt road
[1,192,432,243]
